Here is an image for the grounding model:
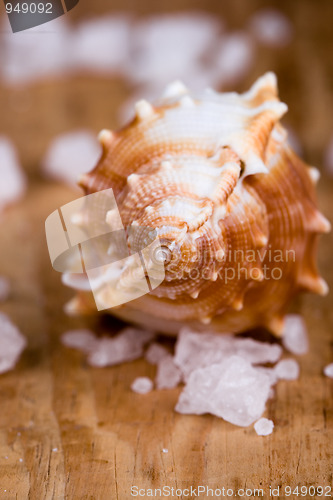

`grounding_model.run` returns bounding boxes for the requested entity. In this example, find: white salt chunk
[248,8,293,48]
[145,342,169,365]
[88,328,154,367]
[2,17,71,85]
[274,359,300,380]
[131,376,153,394]
[212,32,255,86]
[0,276,10,302]
[282,315,309,355]
[324,136,333,177]
[71,15,131,75]
[61,327,154,367]
[323,363,333,378]
[175,355,274,427]
[155,355,182,390]
[61,329,98,354]
[174,328,282,381]
[0,136,26,211]
[254,418,274,436]
[42,130,101,187]
[0,312,27,374]
[162,448,168,453]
